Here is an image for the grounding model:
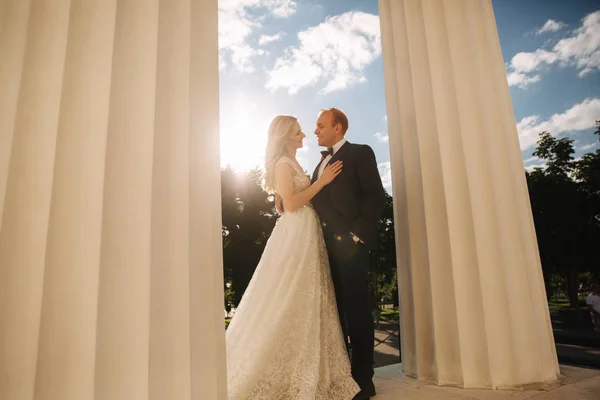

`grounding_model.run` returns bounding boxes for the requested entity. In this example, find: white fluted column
[379,0,560,389]
[0,0,226,399]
